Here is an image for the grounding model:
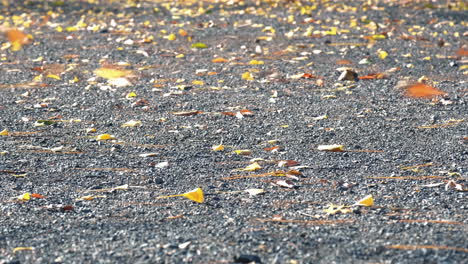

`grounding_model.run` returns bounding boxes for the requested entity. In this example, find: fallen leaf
[34,120,55,127]
[13,247,34,253]
[354,194,374,207]
[172,110,203,116]
[244,188,265,195]
[242,72,254,81]
[17,192,31,201]
[139,153,158,157]
[233,149,252,155]
[191,42,208,49]
[6,28,32,51]
[404,82,447,99]
[212,144,225,151]
[157,187,204,203]
[76,195,106,201]
[317,144,344,152]
[323,204,353,215]
[31,193,46,198]
[96,134,115,141]
[272,179,295,188]
[378,50,388,59]
[249,59,264,65]
[0,129,9,136]
[121,120,142,127]
[239,109,254,116]
[94,67,133,80]
[212,57,228,63]
[359,73,387,80]
[242,162,262,171]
